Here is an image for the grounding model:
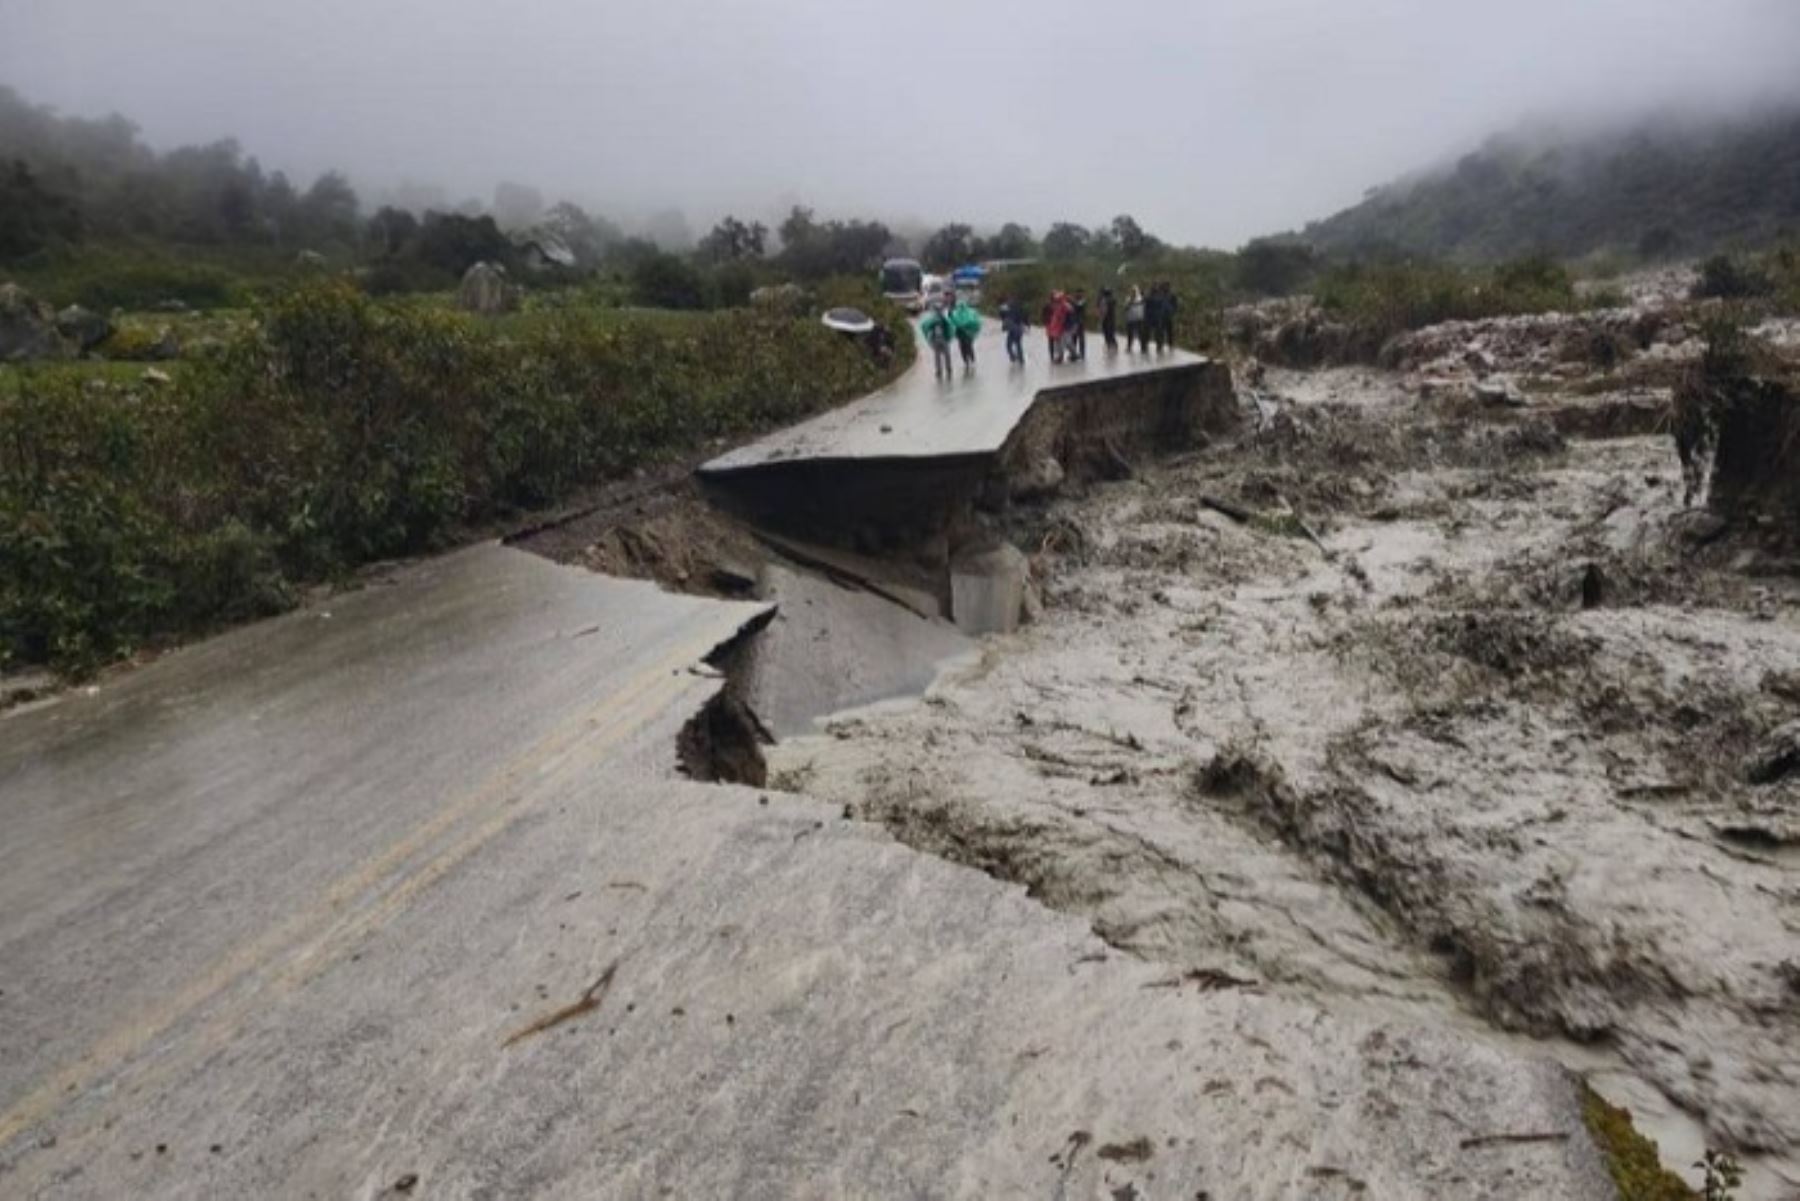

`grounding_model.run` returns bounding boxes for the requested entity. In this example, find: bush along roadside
[0,279,913,675]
